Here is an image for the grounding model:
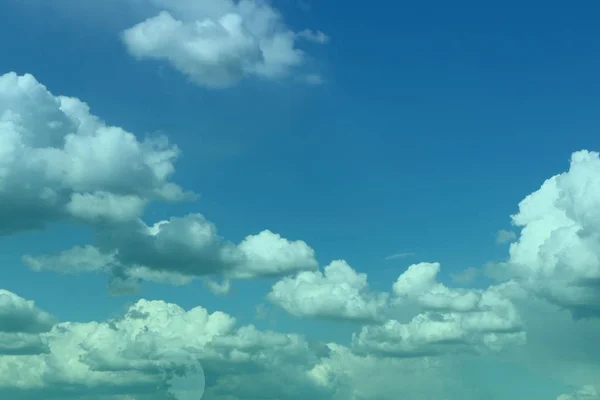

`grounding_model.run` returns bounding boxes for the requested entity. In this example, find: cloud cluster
[494,150,600,317]
[122,0,328,87]
[24,214,319,291]
[0,72,186,235]
[0,289,330,400]
[0,290,55,356]
[268,260,389,321]
[3,66,600,399]
[356,262,524,357]
[267,259,525,359]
